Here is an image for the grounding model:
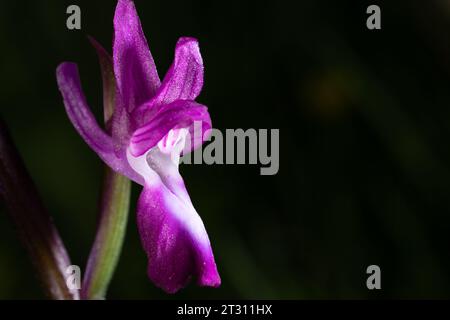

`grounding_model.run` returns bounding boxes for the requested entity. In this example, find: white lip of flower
[126,127,209,245]
[156,128,189,166]
[127,128,190,185]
